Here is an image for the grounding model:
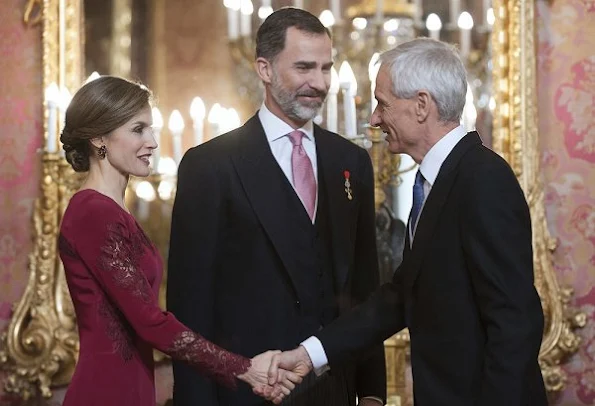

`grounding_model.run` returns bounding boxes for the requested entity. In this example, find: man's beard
[270,72,327,122]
